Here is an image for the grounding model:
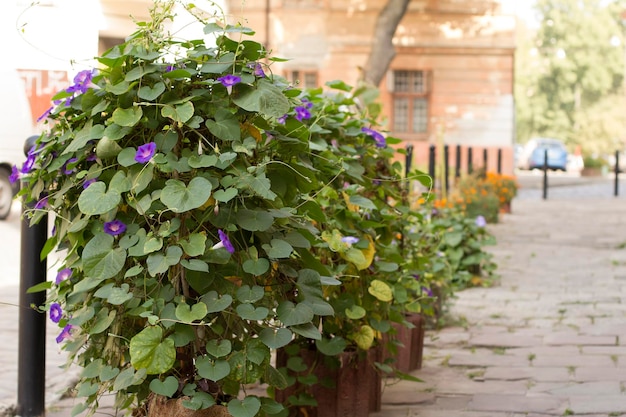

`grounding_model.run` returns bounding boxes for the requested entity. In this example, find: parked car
[0,69,34,220]
[517,137,568,171]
